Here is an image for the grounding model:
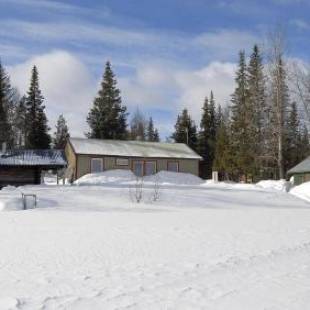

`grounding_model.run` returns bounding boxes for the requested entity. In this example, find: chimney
[1,142,7,154]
